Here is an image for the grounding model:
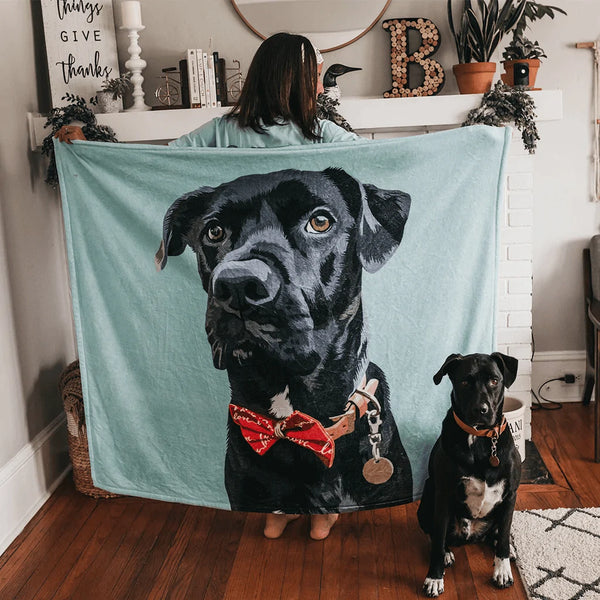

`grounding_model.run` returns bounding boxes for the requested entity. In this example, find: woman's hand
[54,125,86,143]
